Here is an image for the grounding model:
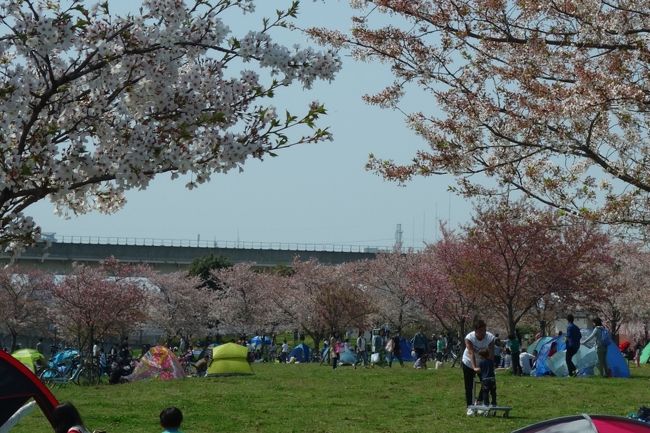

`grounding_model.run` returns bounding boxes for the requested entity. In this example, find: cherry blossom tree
[463,200,608,336]
[361,251,423,334]
[582,243,650,339]
[0,267,52,351]
[408,227,481,337]
[213,263,287,335]
[272,259,372,350]
[148,271,212,343]
[0,0,341,248]
[49,260,150,353]
[310,1,650,230]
